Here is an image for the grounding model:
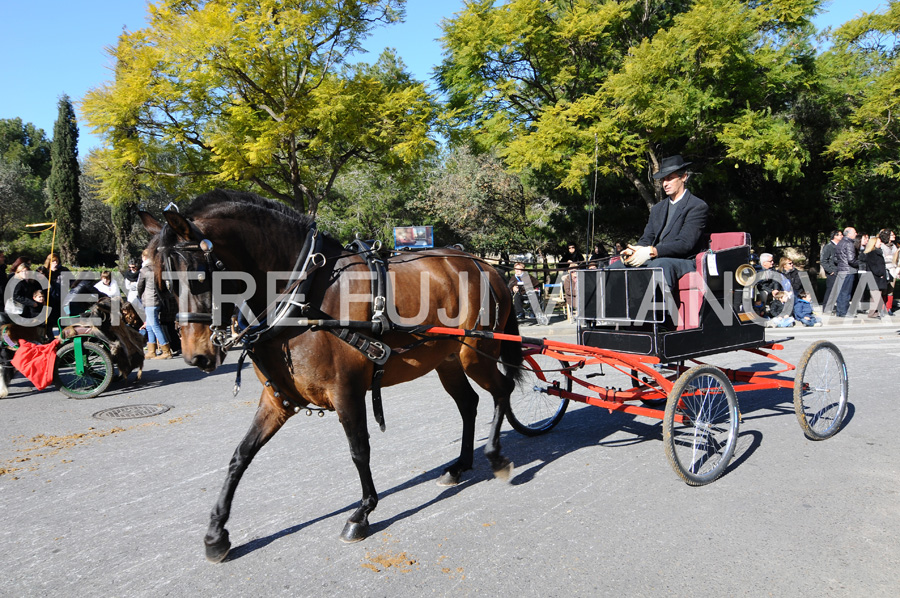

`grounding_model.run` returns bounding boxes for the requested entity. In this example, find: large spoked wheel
[507,352,571,436]
[663,365,739,486]
[793,340,849,440]
[54,340,114,399]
